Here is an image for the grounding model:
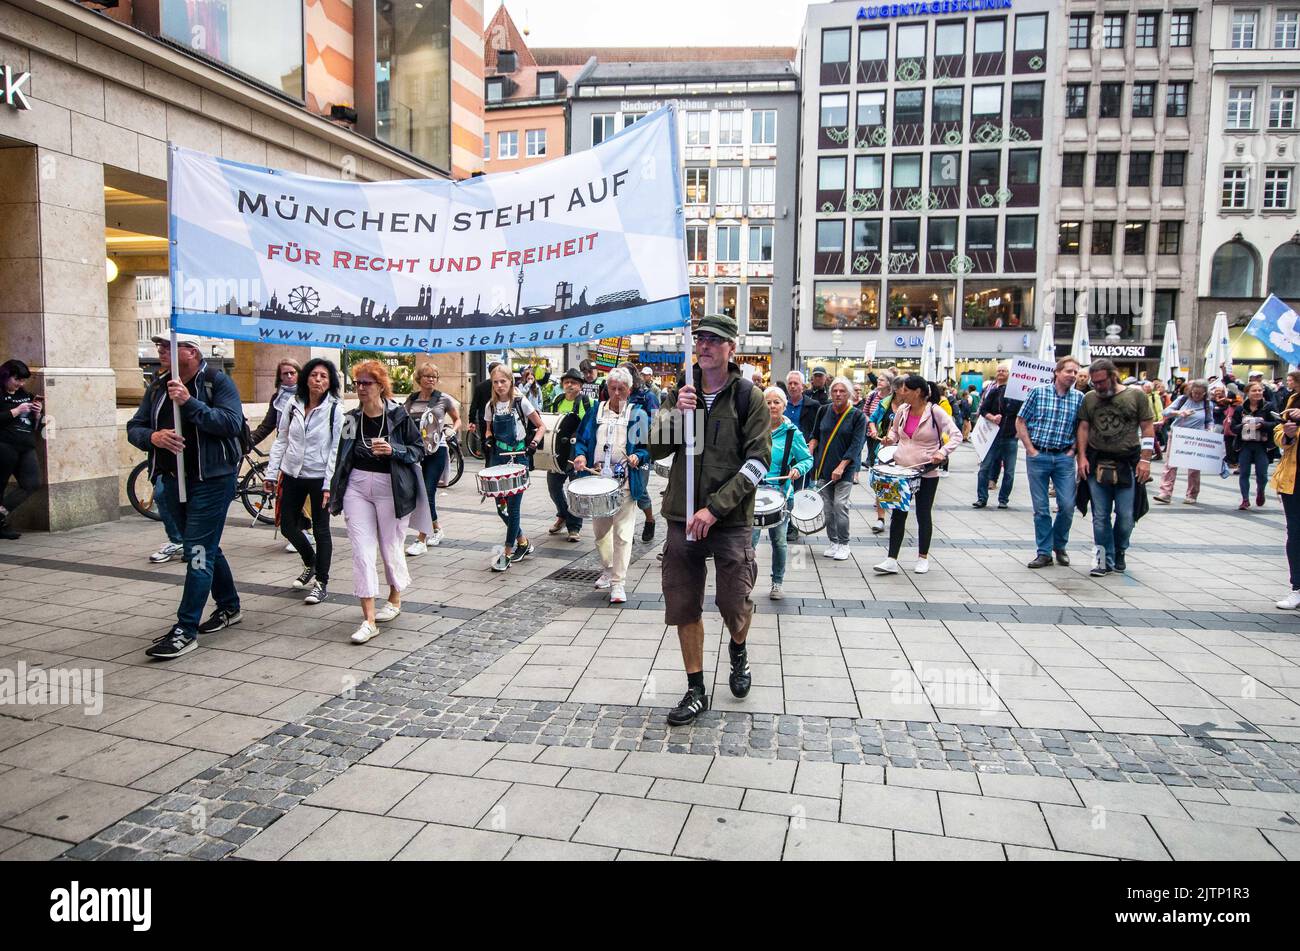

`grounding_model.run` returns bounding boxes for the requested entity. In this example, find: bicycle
[128,446,274,525]
[126,459,162,521]
[463,426,485,460]
[441,429,465,487]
